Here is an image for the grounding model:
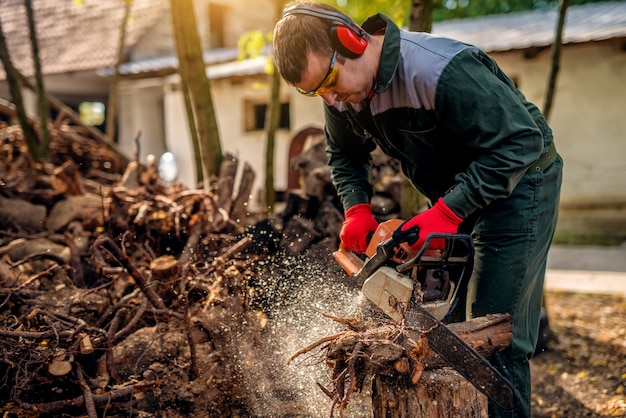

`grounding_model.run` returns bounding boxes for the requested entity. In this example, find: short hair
[273,1,344,85]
